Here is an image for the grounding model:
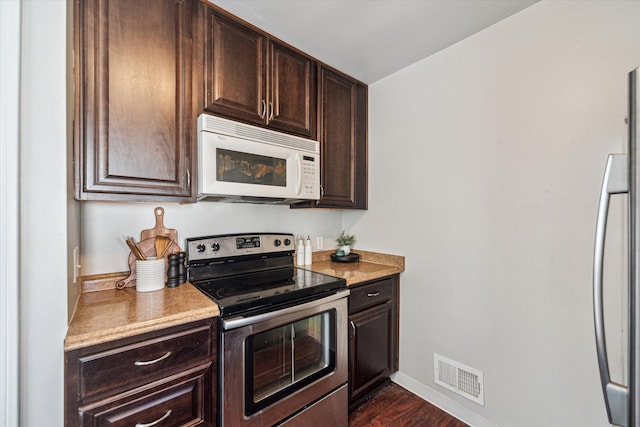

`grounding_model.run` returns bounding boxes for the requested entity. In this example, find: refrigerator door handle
[594,153,629,427]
